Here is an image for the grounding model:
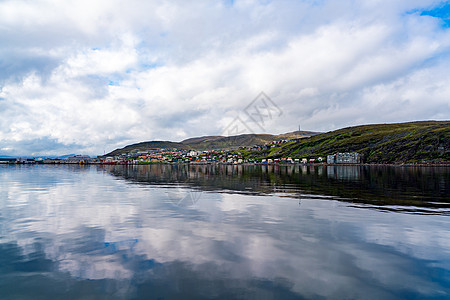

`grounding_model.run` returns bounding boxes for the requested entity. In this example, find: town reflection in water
[104,164,450,210]
[0,164,449,299]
